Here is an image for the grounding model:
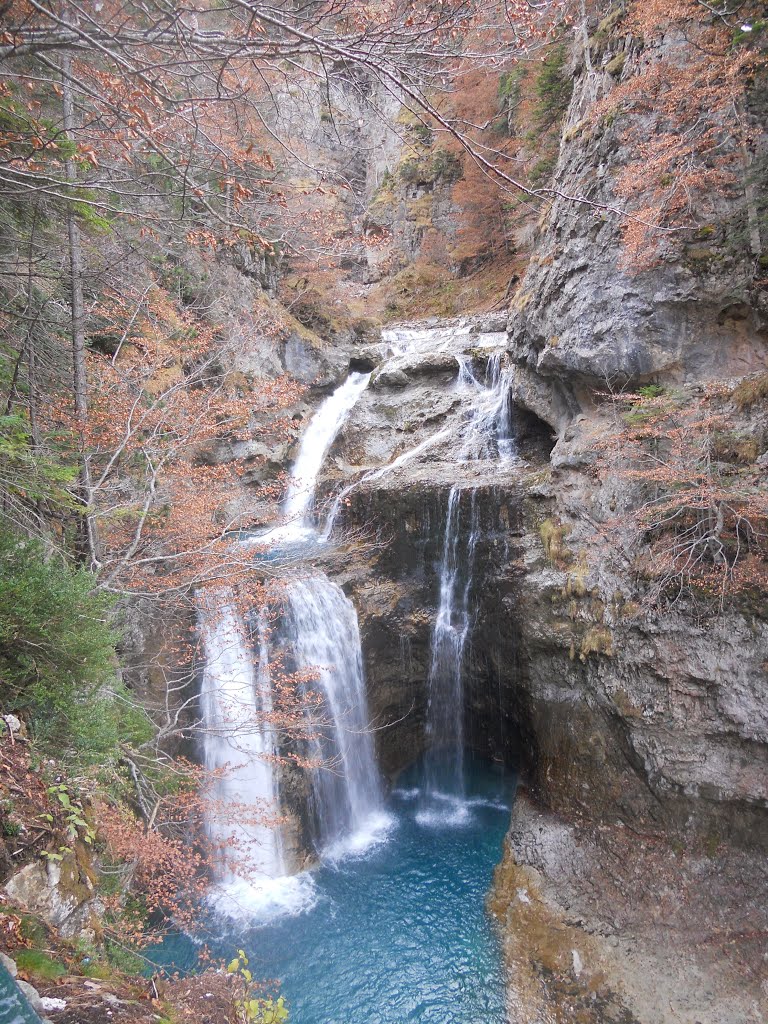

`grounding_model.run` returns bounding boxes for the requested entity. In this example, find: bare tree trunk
[61,42,99,567]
